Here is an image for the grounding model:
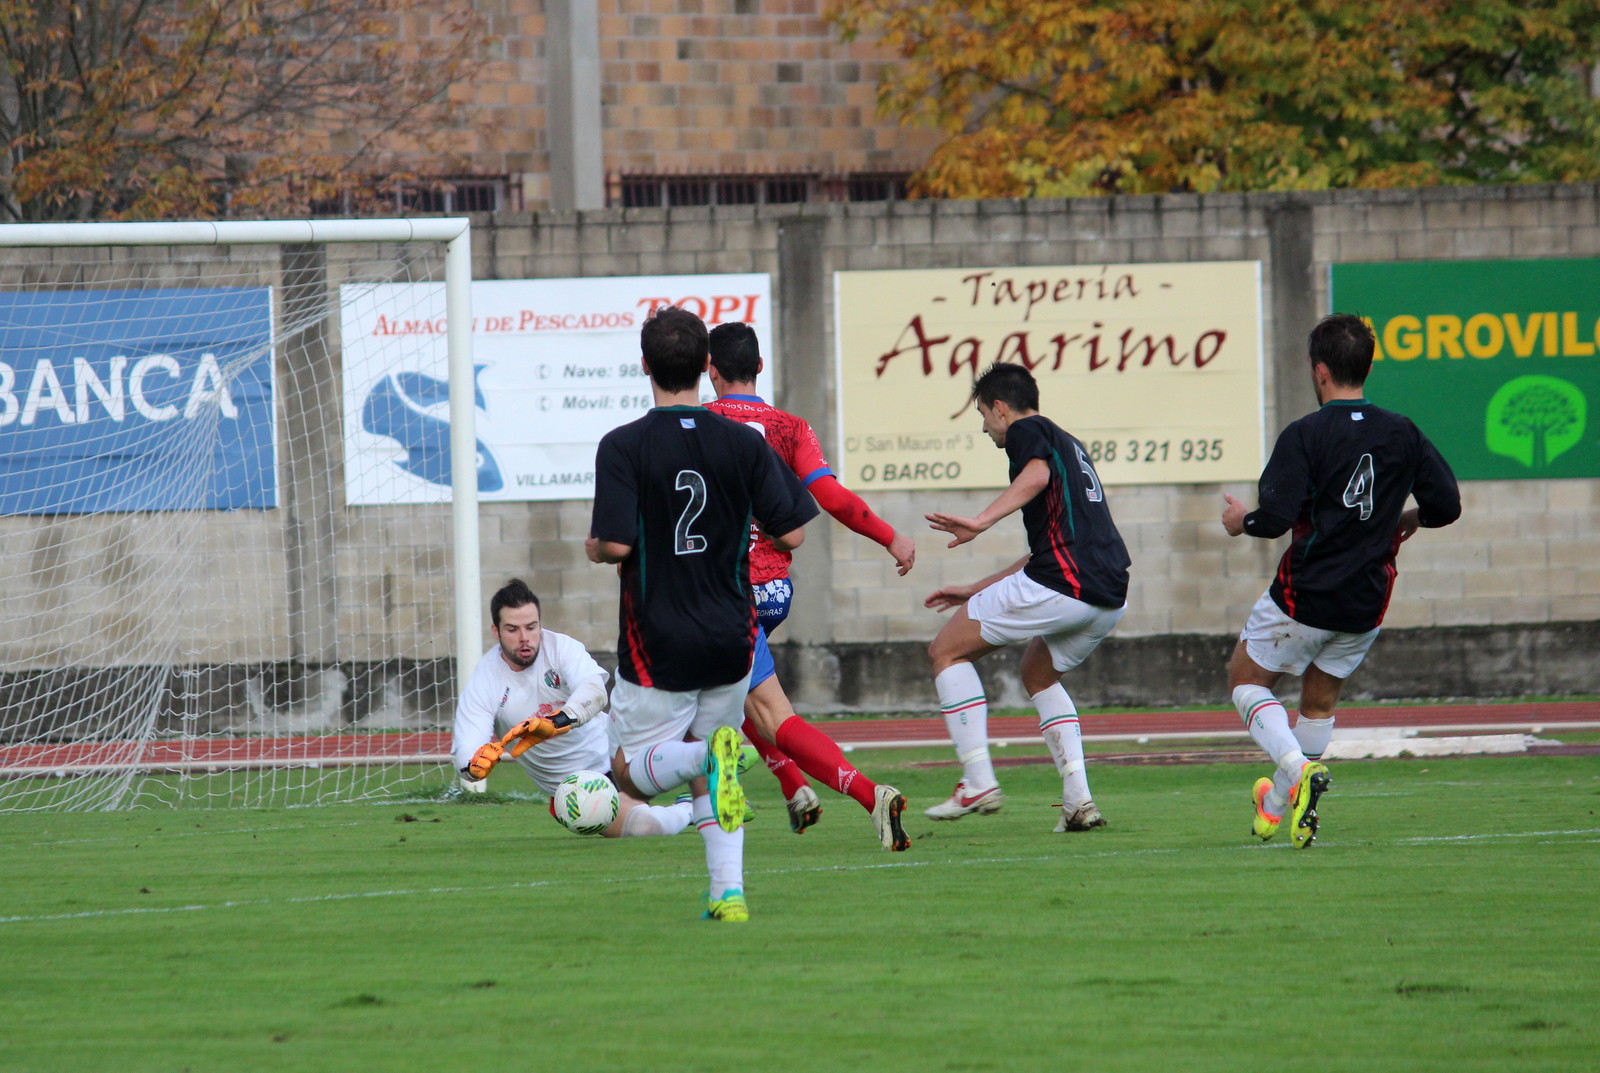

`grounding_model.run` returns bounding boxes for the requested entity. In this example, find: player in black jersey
[588,305,817,921]
[1222,313,1460,849]
[923,362,1131,832]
